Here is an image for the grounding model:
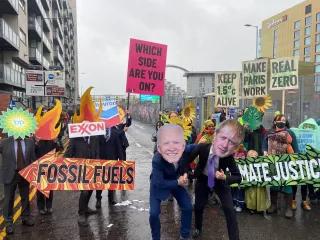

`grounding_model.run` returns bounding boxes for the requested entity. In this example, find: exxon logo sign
[68,121,106,138]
